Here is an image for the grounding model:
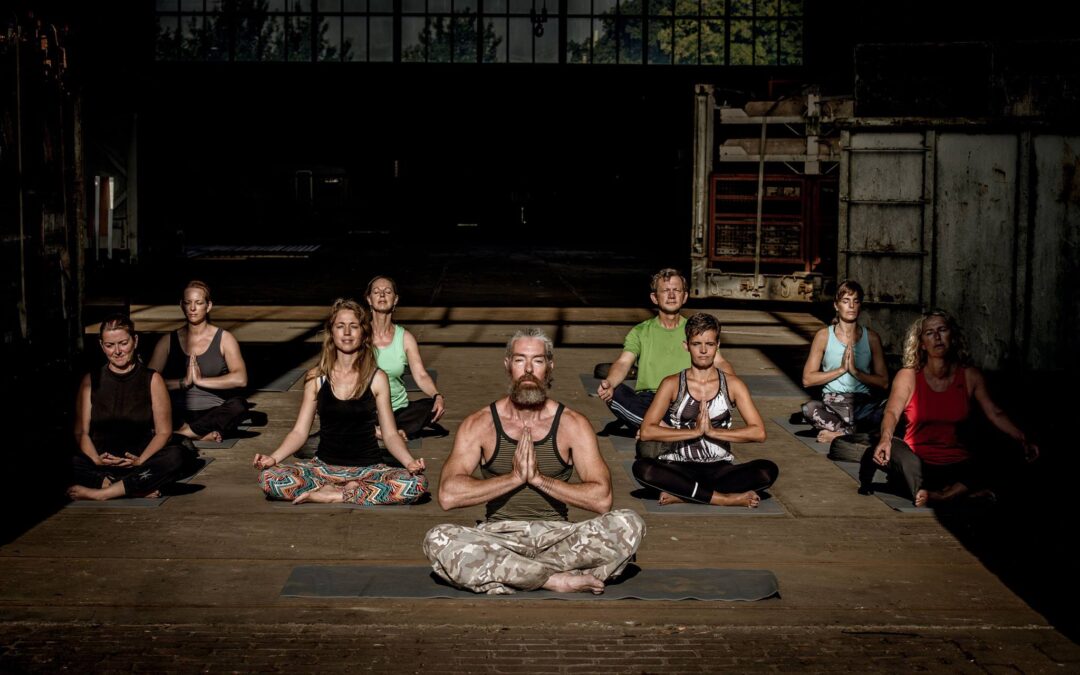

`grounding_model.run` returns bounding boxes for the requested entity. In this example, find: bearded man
[423,328,645,594]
